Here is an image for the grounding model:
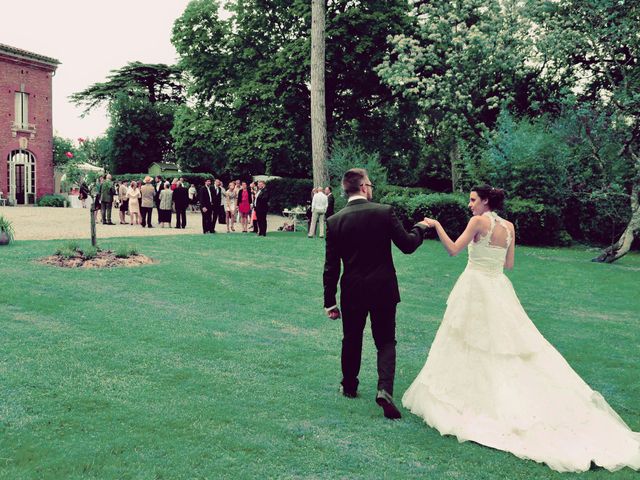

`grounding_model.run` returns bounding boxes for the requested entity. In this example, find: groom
[323,168,428,419]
